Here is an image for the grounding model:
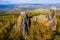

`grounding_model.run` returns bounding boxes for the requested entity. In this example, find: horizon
[0,0,60,8]
[0,0,60,5]
[0,4,60,8]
